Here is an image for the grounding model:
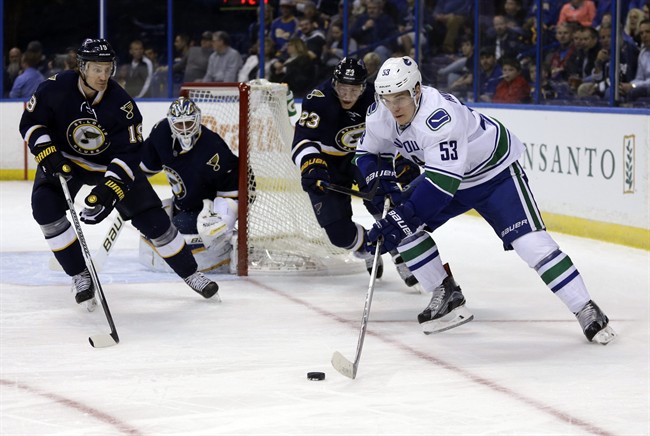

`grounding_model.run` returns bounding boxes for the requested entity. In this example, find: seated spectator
[322,21,358,70]
[9,50,45,99]
[351,0,397,62]
[26,40,48,76]
[557,0,596,28]
[442,36,474,92]
[493,57,531,103]
[477,46,503,102]
[395,0,432,57]
[4,47,22,96]
[238,38,276,82]
[179,32,214,83]
[544,22,576,83]
[502,0,526,34]
[298,17,327,62]
[529,62,571,101]
[119,39,153,98]
[269,37,317,98]
[485,15,526,60]
[620,19,650,100]
[363,52,382,84]
[271,0,299,57]
[625,8,645,47]
[565,25,600,94]
[299,0,328,30]
[202,31,243,83]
